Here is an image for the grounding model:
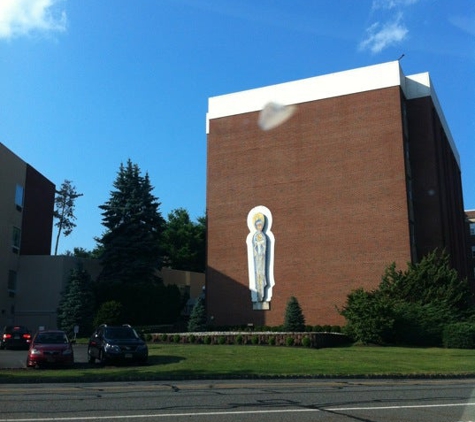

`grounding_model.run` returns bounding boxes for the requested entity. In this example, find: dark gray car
[87,324,148,365]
